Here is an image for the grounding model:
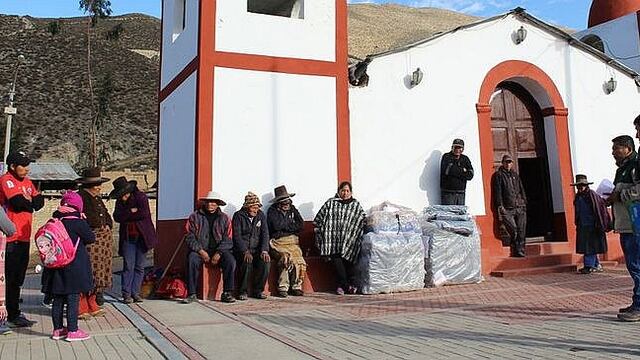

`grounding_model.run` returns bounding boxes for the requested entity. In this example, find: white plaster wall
[215,0,335,61]
[158,71,197,220]
[212,68,337,220]
[349,15,640,215]
[575,13,640,73]
[161,0,200,88]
